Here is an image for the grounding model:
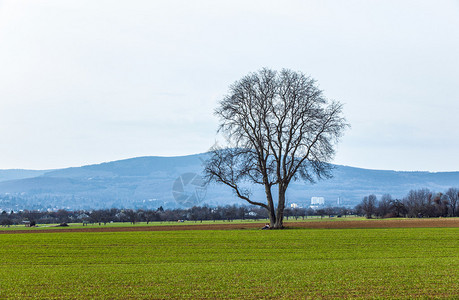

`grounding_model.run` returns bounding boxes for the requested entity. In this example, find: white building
[311,197,325,206]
